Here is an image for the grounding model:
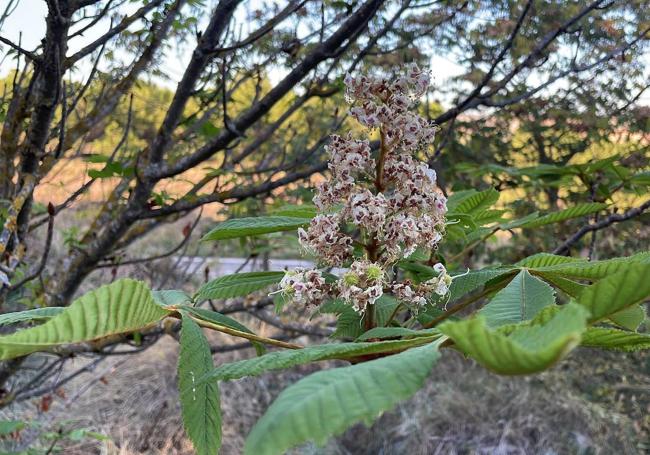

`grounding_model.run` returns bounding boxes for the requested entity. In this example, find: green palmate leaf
[515,253,585,268]
[202,216,309,241]
[0,307,64,327]
[178,313,221,455]
[439,303,588,375]
[530,252,650,280]
[152,290,192,307]
[581,327,650,351]
[243,341,442,455]
[194,271,285,302]
[577,262,650,322]
[180,306,265,355]
[516,203,608,229]
[479,270,556,327]
[451,188,499,216]
[356,327,439,341]
[608,304,646,331]
[0,279,169,360]
[200,337,435,383]
[448,268,516,302]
